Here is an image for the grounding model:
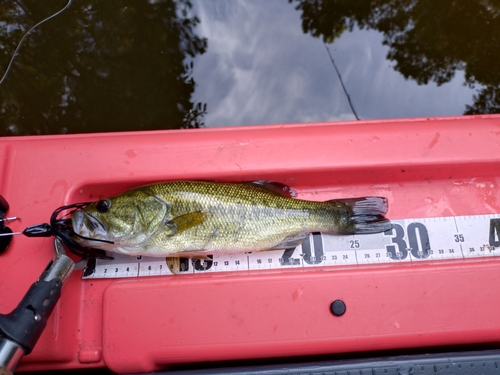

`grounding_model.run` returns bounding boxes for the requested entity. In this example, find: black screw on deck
[330,299,346,316]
